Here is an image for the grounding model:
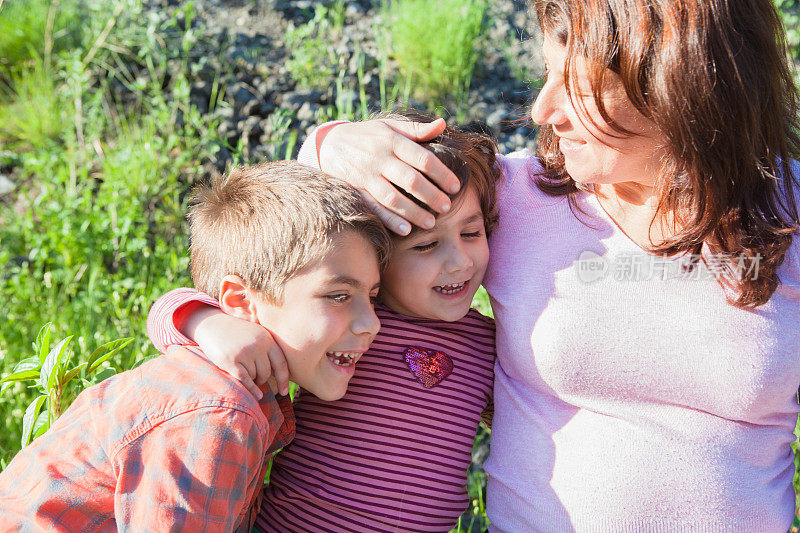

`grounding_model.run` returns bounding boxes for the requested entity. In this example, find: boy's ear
[218,275,259,322]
